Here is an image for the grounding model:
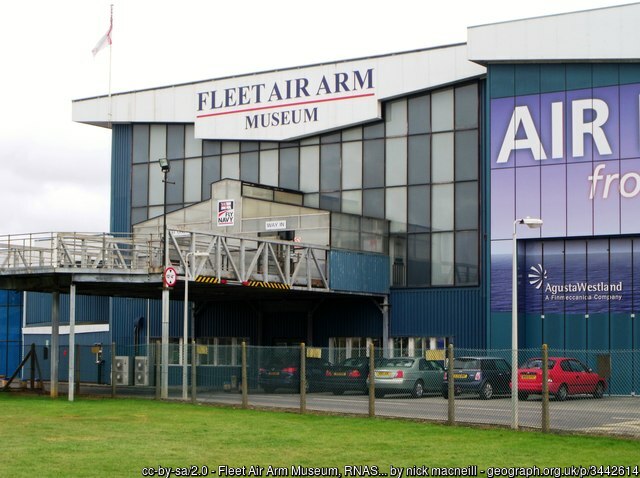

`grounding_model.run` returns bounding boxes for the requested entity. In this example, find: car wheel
[332,390,344,395]
[263,387,275,394]
[593,382,605,399]
[555,384,568,401]
[480,381,493,400]
[518,392,529,401]
[411,380,425,398]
